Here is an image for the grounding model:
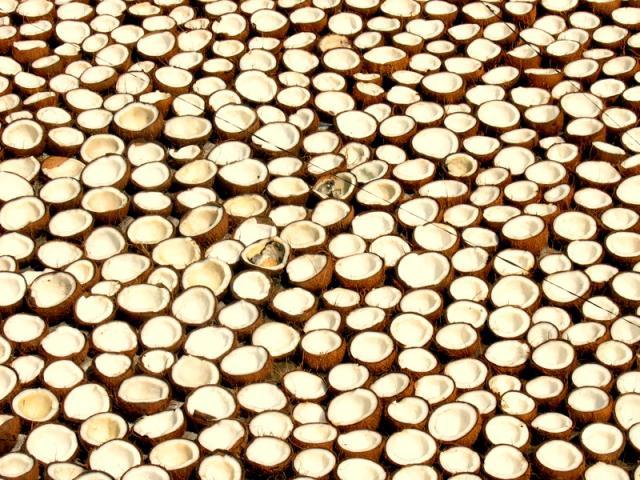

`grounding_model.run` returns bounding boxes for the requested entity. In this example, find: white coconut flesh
[543,270,591,303]
[617,371,640,394]
[364,286,402,311]
[198,419,244,452]
[294,449,336,477]
[237,383,287,413]
[484,446,528,479]
[43,360,84,390]
[272,288,315,316]
[280,221,326,250]
[133,409,184,440]
[532,413,573,434]
[0,337,12,364]
[572,363,612,389]
[64,383,110,421]
[346,307,385,331]
[438,447,481,475]
[485,340,530,368]
[327,389,377,426]
[526,376,565,401]
[328,363,369,391]
[294,422,337,446]
[532,340,575,370]
[586,463,629,480]
[138,351,174,376]
[582,423,624,454]
[254,322,300,358]
[185,385,235,420]
[81,155,128,189]
[387,396,429,424]
[485,416,528,448]
[12,388,58,422]
[224,195,268,220]
[321,288,359,310]
[250,411,293,439]
[527,322,560,348]
[2,0,640,475]
[398,349,438,376]
[336,429,379,453]
[612,272,640,302]
[85,228,127,261]
[164,116,212,143]
[445,360,488,391]
[26,423,78,464]
[0,197,46,231]
[118,284,170,314]
[37,241,83,269]
[0,233,34,263]
[596,340,632,366]
[131,163,172,190]
[491,276,539,309]
[82,187,127,213]
[180,206,226,238]
[246,436,291,467]
[0,172,34,202]
[172,287,217,325]
[536,440,583,472]
[11,356,44,385]
[66,259,97,286]
[1,120,43,151]
[92,321,137,353]
[614,394,640,429]
[127,217,173,245]
[140,316,182,349]
[350,332,394,364]
[198,454,243,480]
[0,453,34,478]
[334,253,382,282]
[291,403,326,427]
[175,160,217,186]
[436,323,478,351]
[553,212,597,240]
[182,260,231,296]
[488,307,531,338]
[149,439,199,471]
[102,254,151,284]
[233,218,277,247]
[221,346,268,376]
[173,355,219,388]
[563,322,607,347]
[118,376,169,404]
[3,313,44,343]
[41,325,85,358]
[89,440,142,479]
[337,458,386,480]
[46,462,86,480]
[75,295,115,324]
[80,412,128,447]
[285,254,327,283]
[175,188,218,213]
[336,111,378,140]
[428,402,478,442]
[232,270,271,301]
